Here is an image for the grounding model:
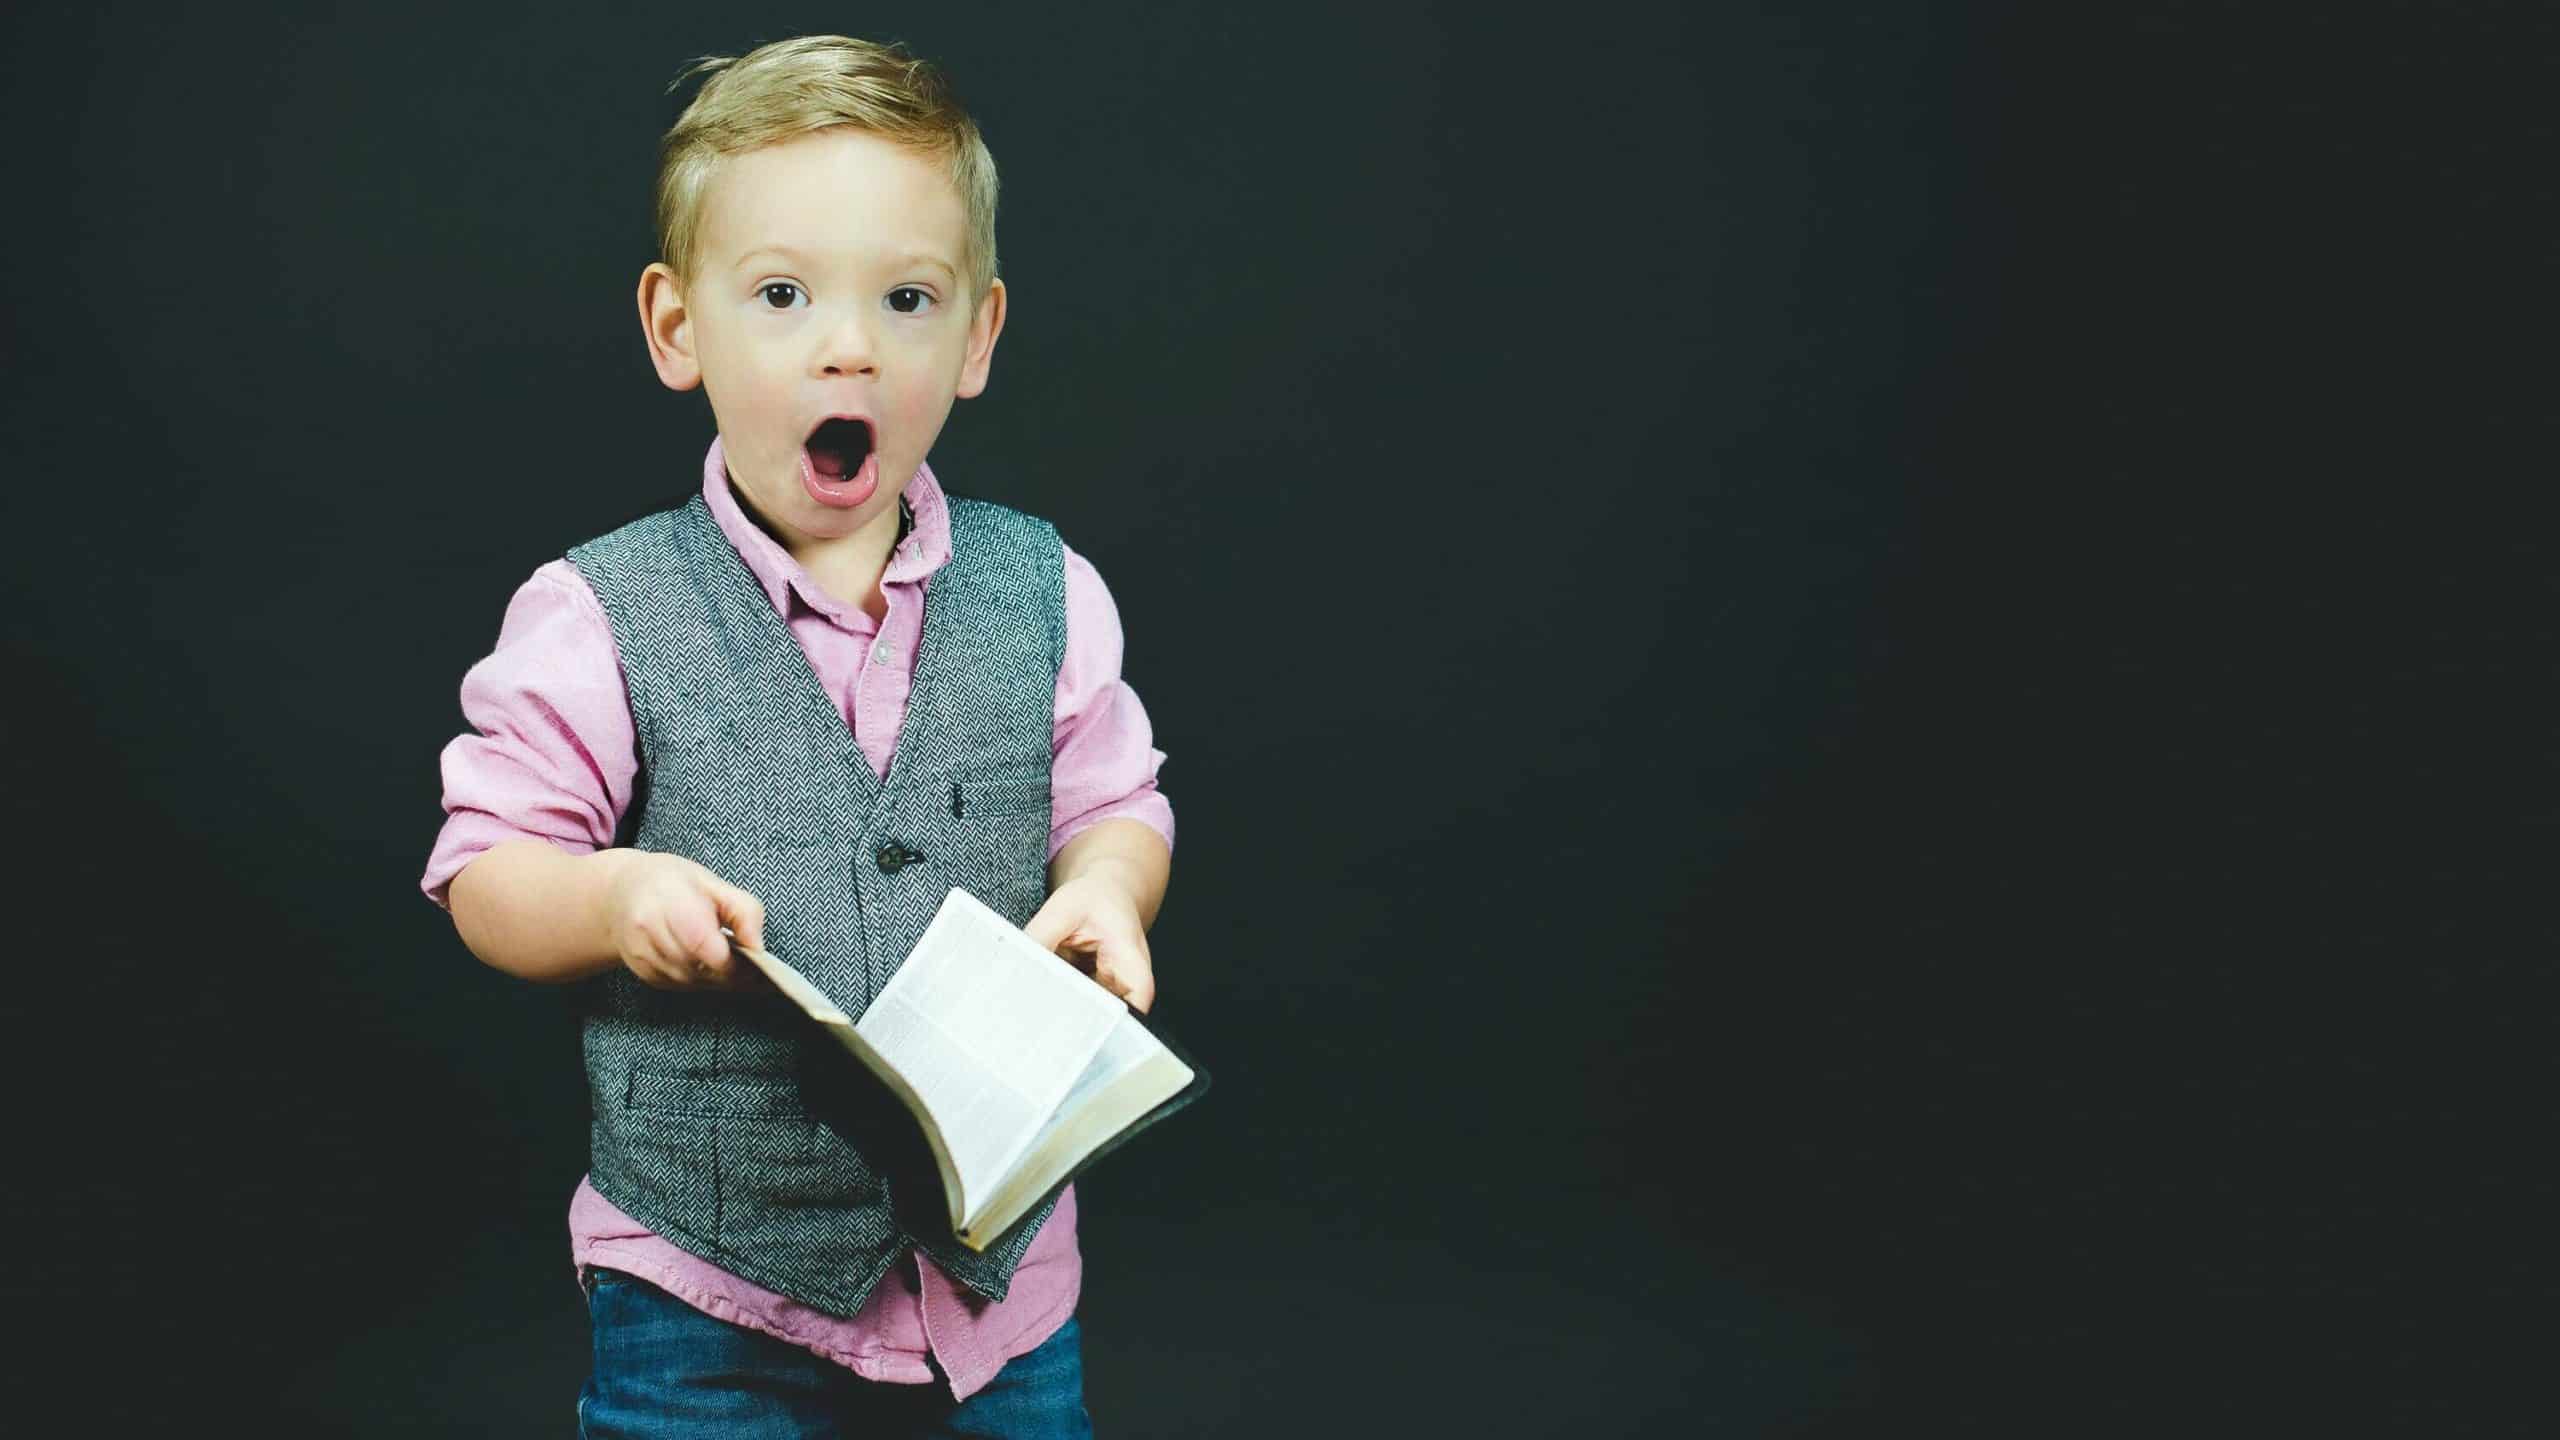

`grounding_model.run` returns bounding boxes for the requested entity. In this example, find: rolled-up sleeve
[420,560,639,910]
[1049,543,1176,864]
